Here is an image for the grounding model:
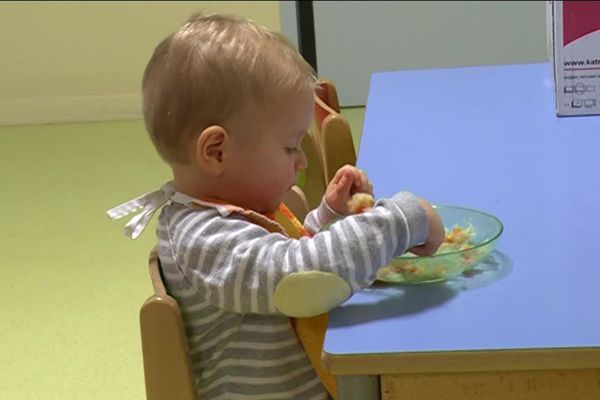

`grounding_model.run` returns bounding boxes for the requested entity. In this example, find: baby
[108,11,443,400]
